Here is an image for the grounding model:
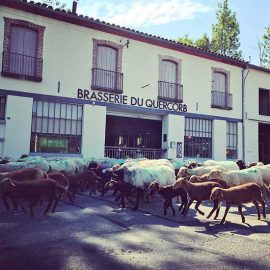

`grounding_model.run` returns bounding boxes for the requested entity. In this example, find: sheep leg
[169,199,175,216]
[29,202,34,218]
[120,193,125,209]
[220,202,231,224]
[132,189,143,211]
[52,197,60,213]
[180,198,188,215]
[2,196,10,210]
[207,200,221,219]
[213,201,222,220]
[163,200,170,216]
[237,204,245,223]
[261,200,266,219]
[194,201,204,215]
[20,202,27,213]
[253,201,261,220]
[43,200,53,215]
[183,199,194,217]
[67,193,74,204]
